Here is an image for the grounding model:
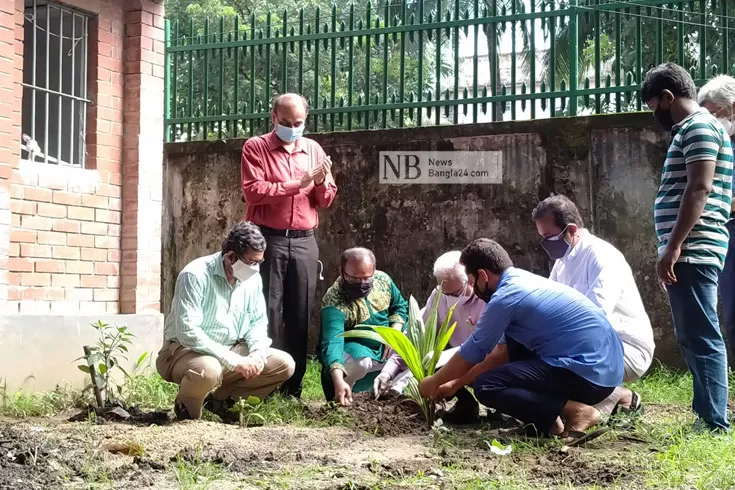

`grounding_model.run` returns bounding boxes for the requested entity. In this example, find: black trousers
[260,233,318,397]
[474,338,615,435]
